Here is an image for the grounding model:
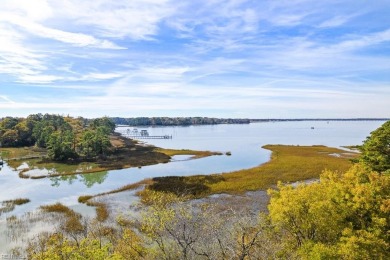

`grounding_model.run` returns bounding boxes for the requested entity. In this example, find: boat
[140,130,149,136]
